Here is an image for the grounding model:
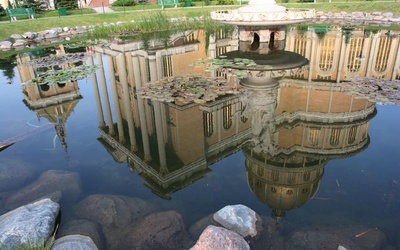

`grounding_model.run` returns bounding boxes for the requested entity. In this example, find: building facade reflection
[92,30,252,199]
[89,25,395,201]
[243,79,376,221]
[16,45,83,152]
